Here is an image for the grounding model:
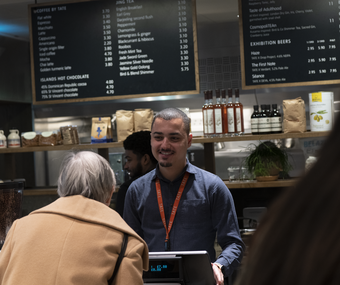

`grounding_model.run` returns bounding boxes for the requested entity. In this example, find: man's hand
[211,263,224,285]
